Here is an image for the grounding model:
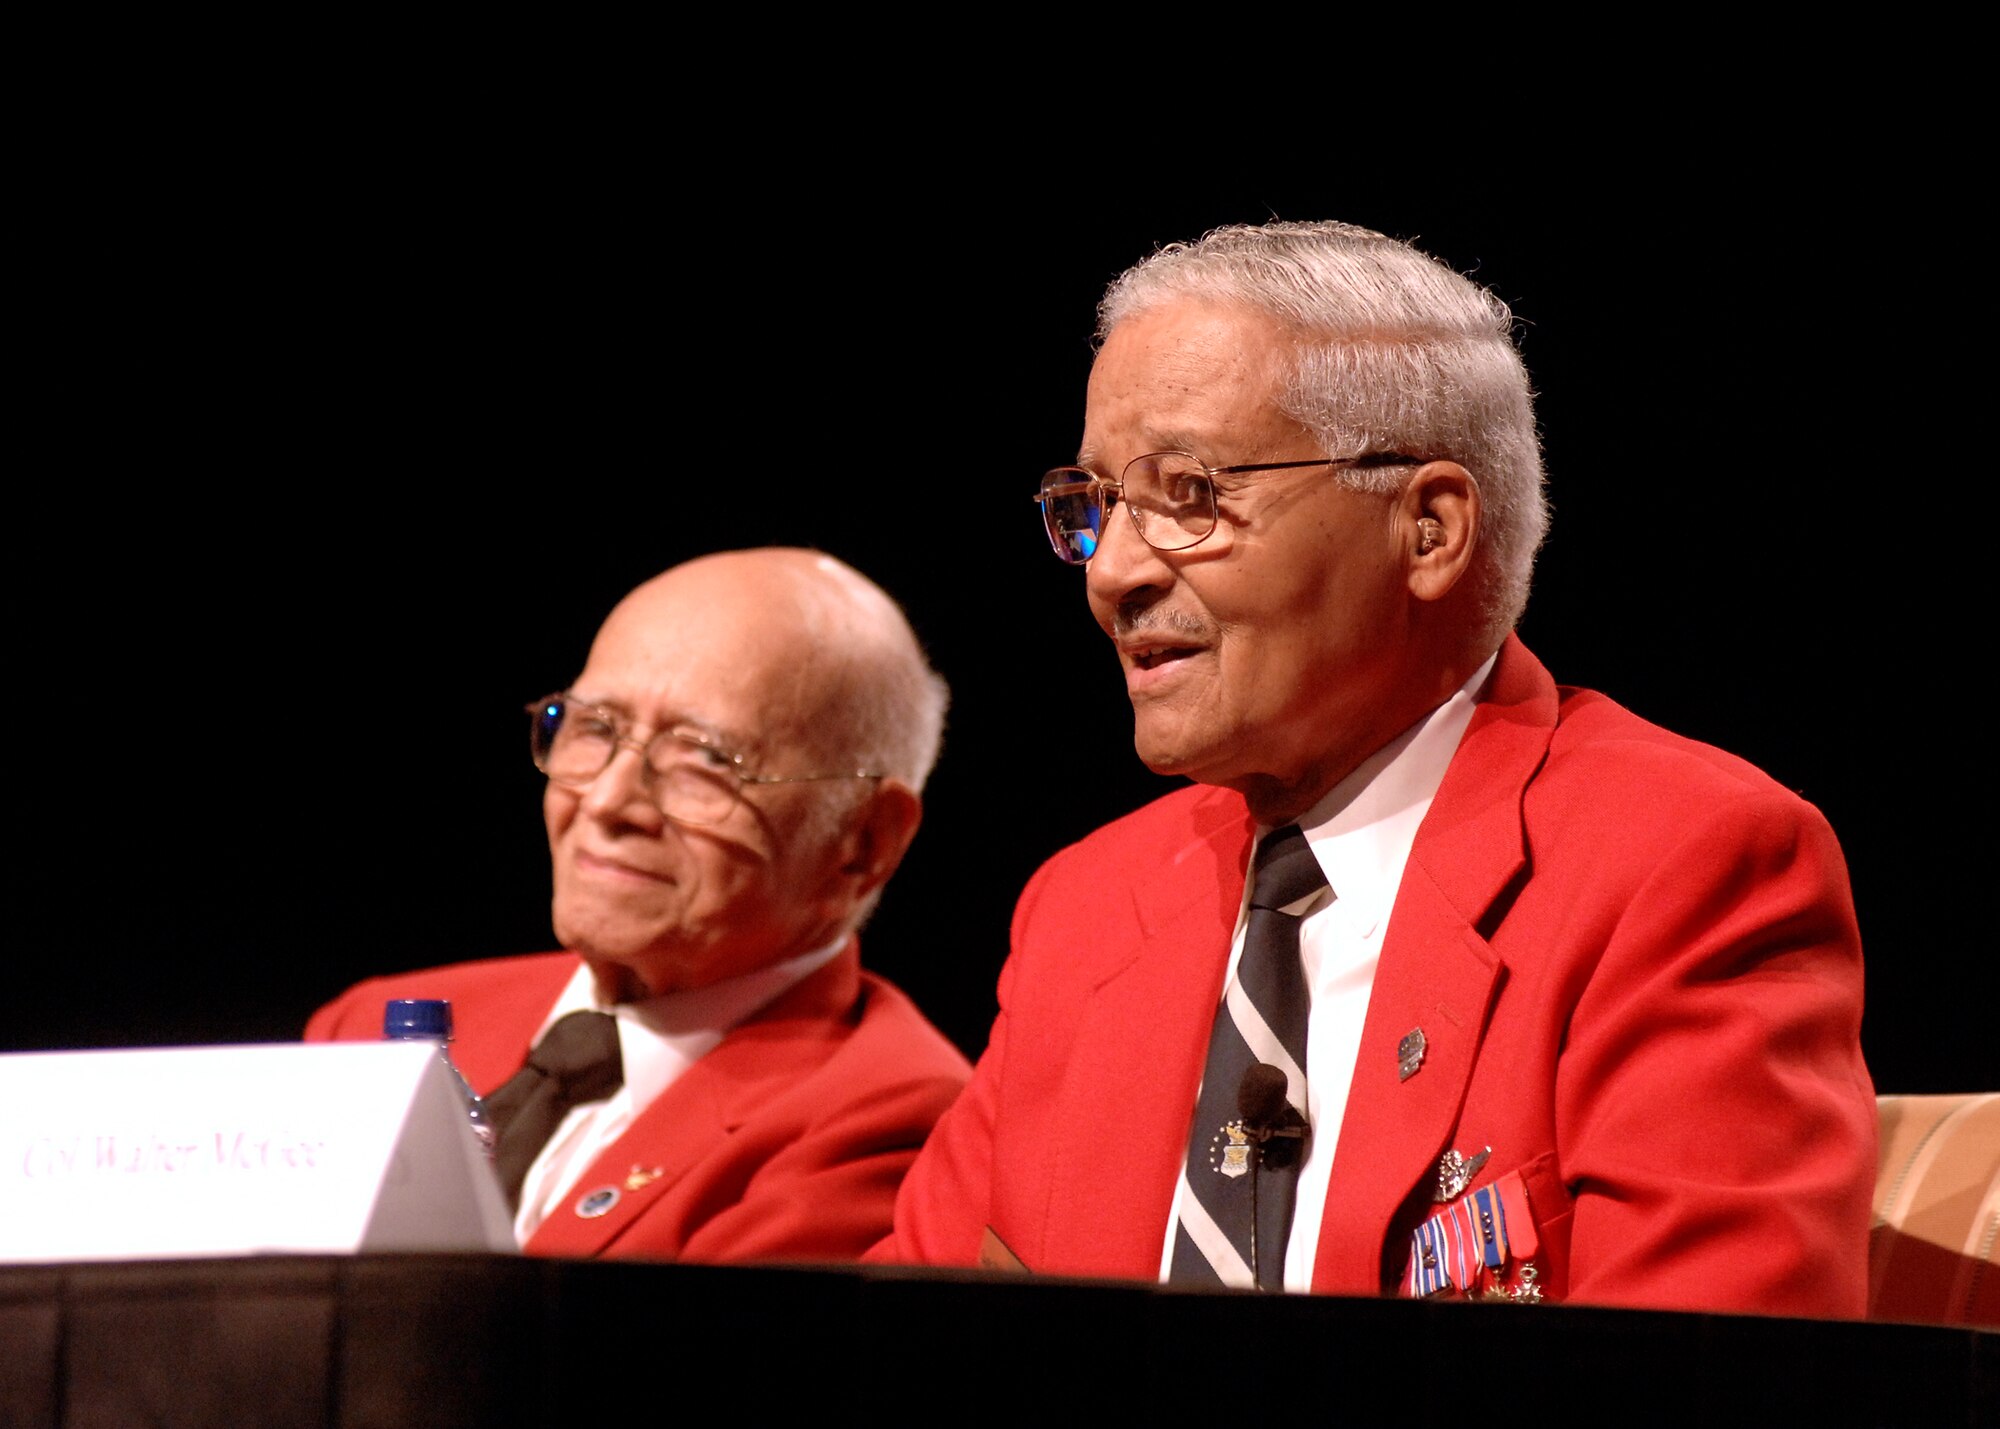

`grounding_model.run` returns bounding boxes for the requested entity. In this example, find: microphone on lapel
[1237,1062,1310,1171]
